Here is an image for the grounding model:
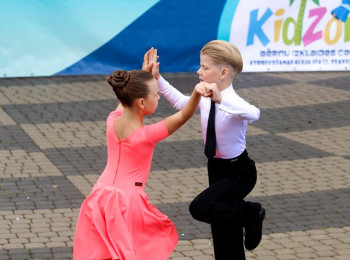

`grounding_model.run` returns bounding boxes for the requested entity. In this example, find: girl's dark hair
[107,70,154,107]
